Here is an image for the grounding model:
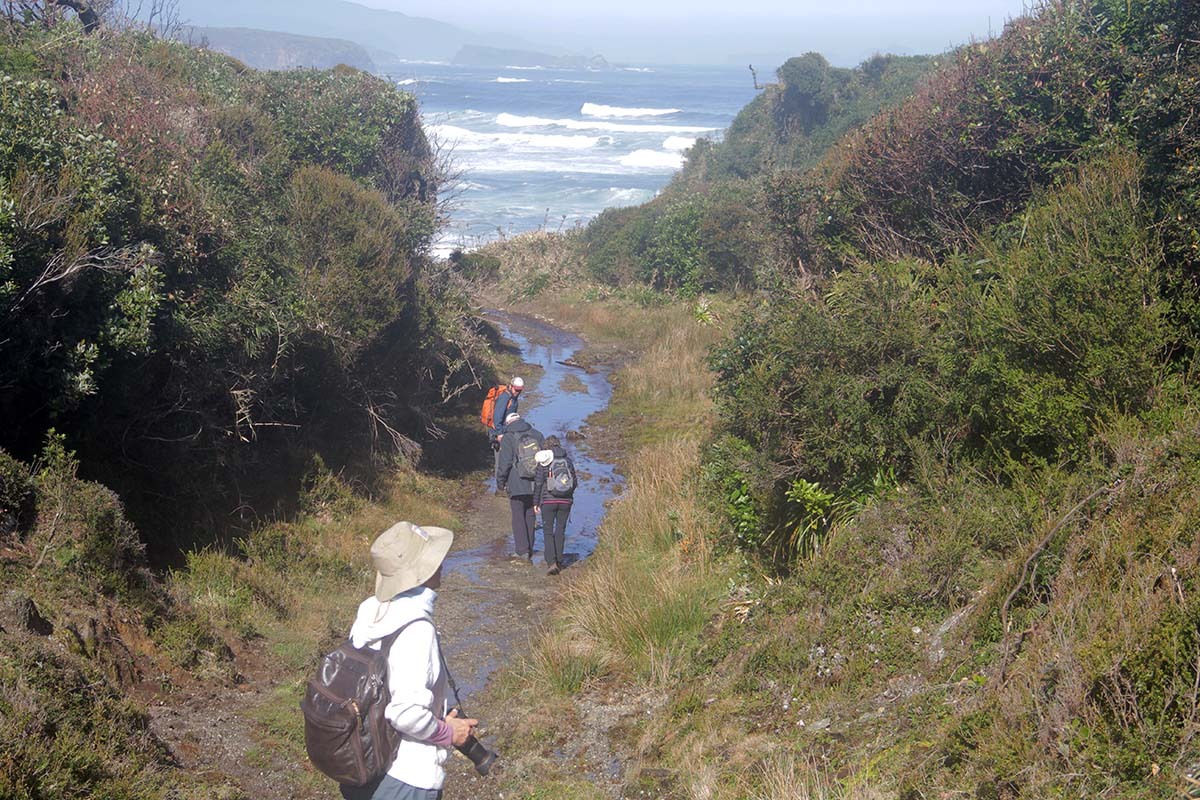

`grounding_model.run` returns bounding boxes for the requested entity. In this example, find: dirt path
[146,311,626,799]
